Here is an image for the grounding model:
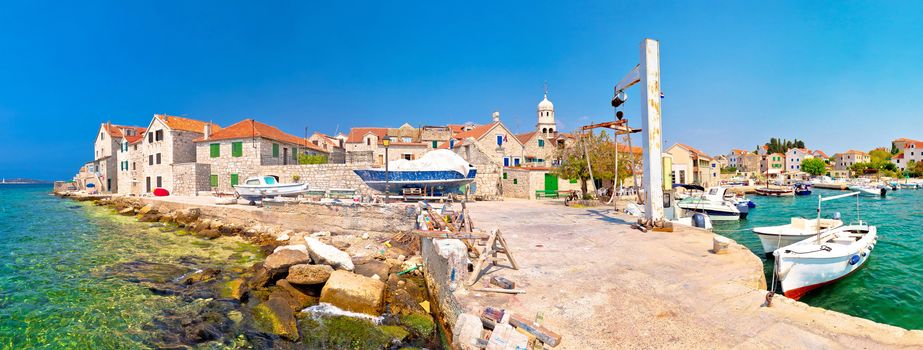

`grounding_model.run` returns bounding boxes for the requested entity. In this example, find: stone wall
[453,141,503,200]
[501,168,539,199]
[347,150,374,164]
[260,163,375,196]
[196,138,262,193]
[261,199,416,235]
[172,162,212,196]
